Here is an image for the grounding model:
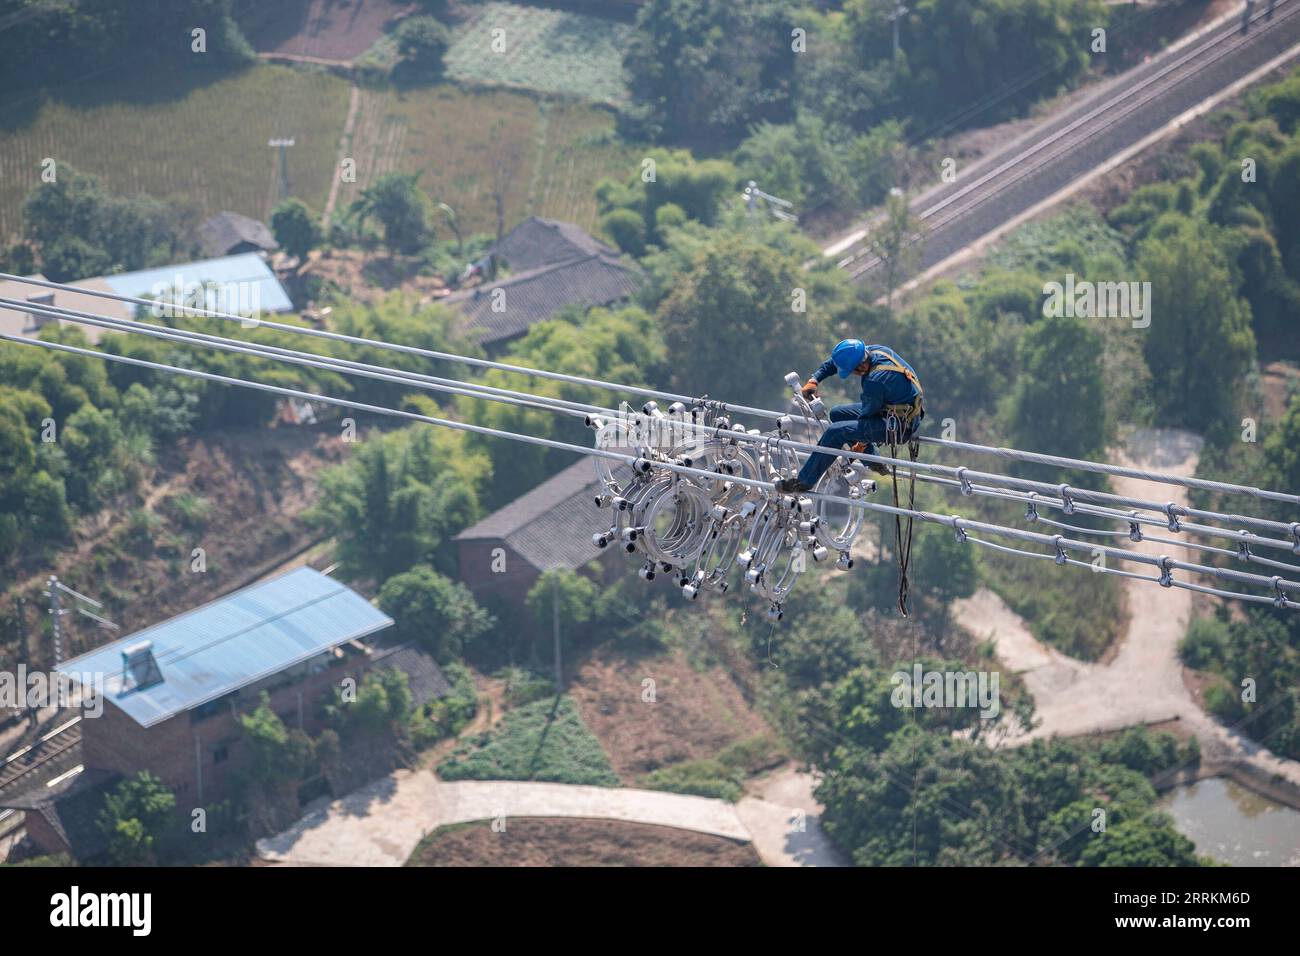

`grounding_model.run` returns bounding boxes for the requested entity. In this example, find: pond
[1159,777,1300,867]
